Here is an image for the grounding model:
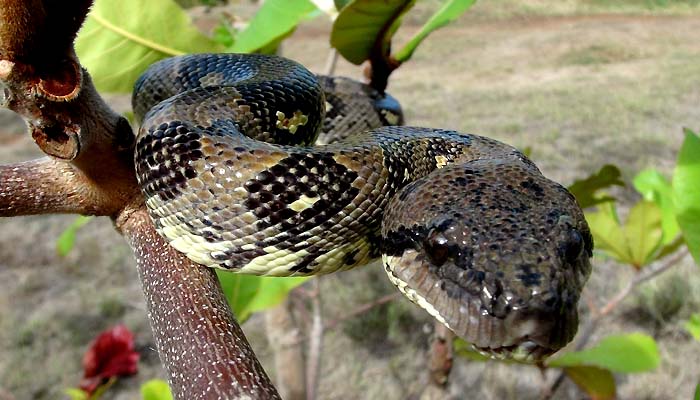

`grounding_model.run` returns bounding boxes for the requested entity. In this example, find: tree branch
[1,0,282,397]
[118,208,280,400]
[0,157,131,216]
